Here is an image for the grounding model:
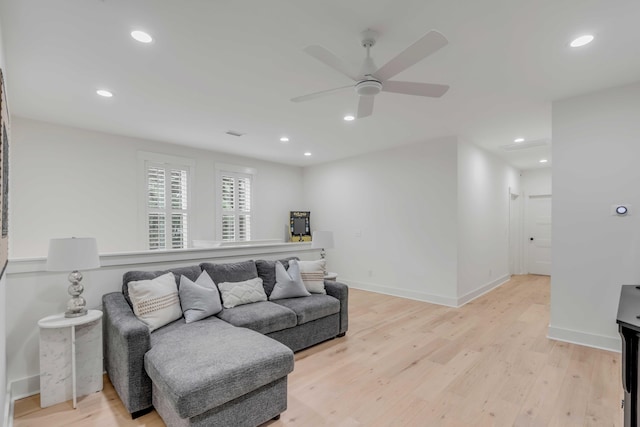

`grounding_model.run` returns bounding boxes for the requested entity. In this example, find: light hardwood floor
[14,275,623,426]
